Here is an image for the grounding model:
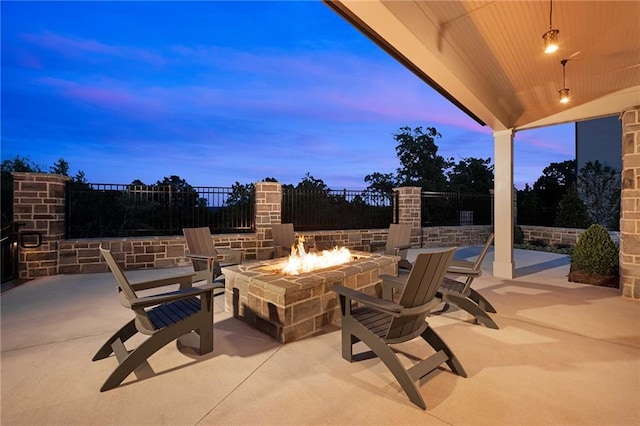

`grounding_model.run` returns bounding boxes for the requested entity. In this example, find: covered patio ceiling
[325,0,640,131]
